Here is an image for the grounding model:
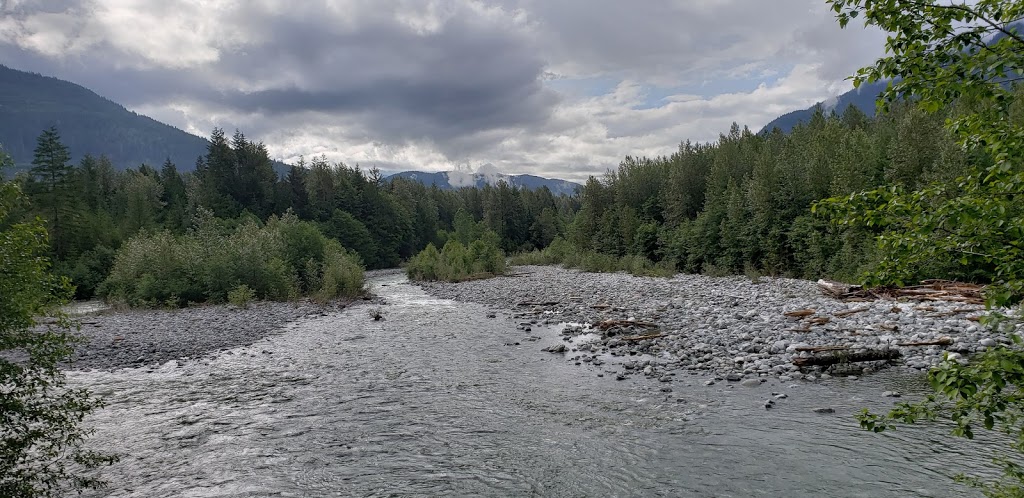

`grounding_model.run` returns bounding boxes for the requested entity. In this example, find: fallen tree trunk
[620,333,665,342]
[784,309,816,318]
[792,349,902,367]
[794,345,851,352]
[896,337,953,347]
[817,279,861,298]
[596,319,658,330]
